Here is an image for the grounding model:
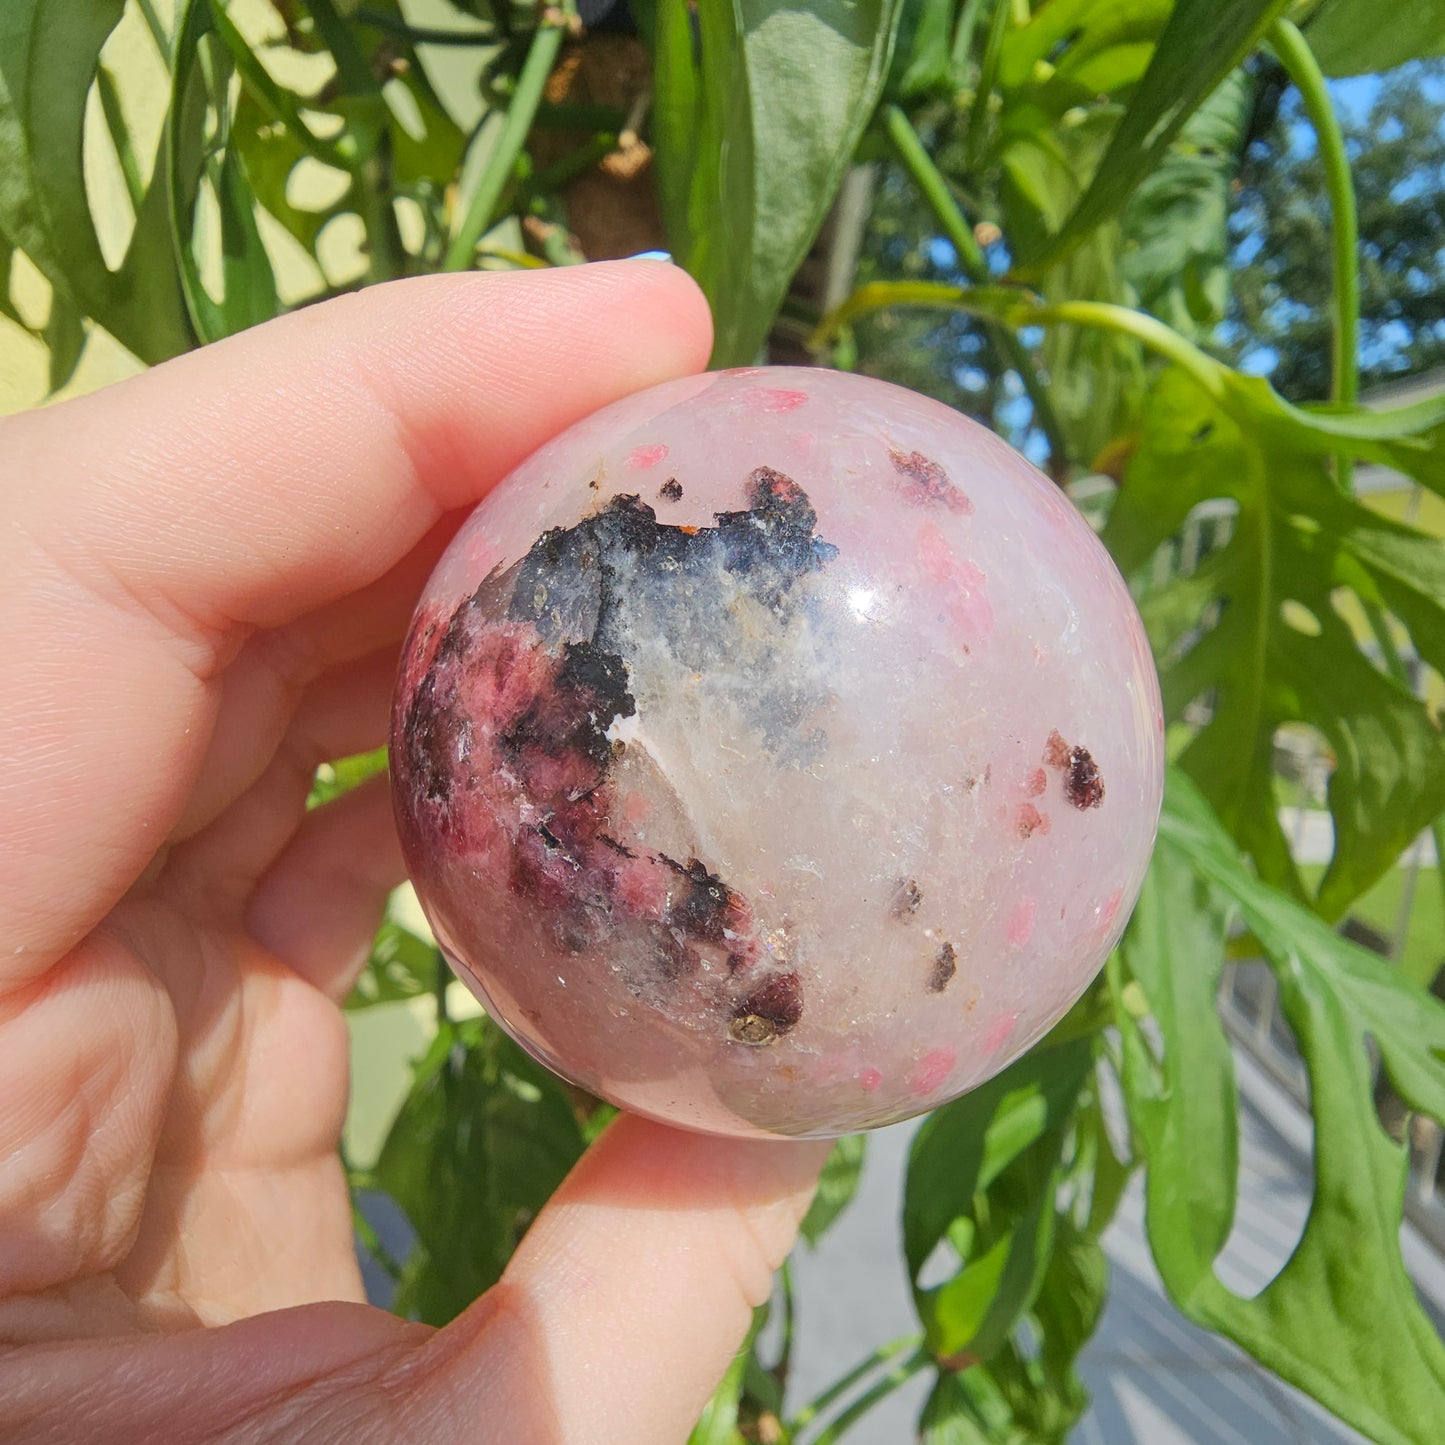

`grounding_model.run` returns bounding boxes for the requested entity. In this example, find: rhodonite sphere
[391,367,1163,1138]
